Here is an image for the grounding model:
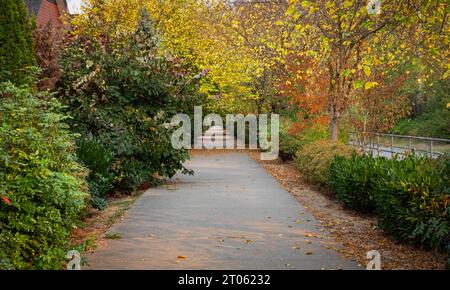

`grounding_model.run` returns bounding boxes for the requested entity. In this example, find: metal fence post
[408,137,412,155]
[377,135,380,157]
[391,136,394,158]
[430,140,433,158]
